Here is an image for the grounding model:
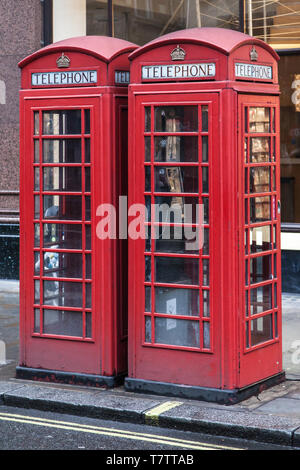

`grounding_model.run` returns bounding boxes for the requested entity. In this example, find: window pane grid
[143,104,211,351]
[32,108,92,339]
[243,105,278,351]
